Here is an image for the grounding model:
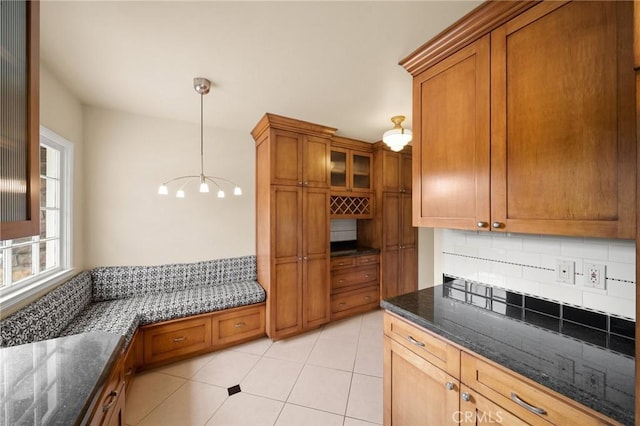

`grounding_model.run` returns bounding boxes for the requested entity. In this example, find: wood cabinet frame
[0,0,40,240]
